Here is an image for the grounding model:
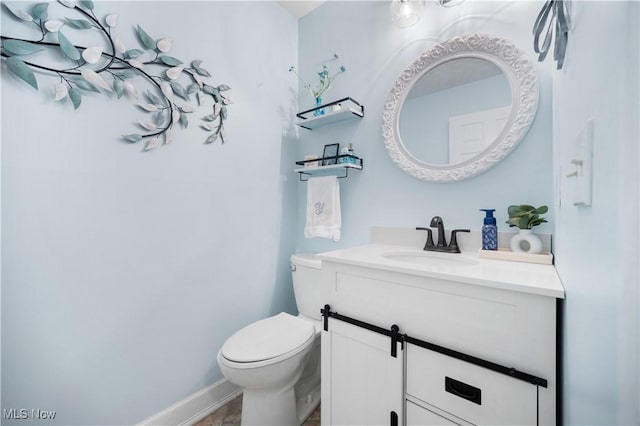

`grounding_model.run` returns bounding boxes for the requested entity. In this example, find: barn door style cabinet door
[320,309,403,426]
